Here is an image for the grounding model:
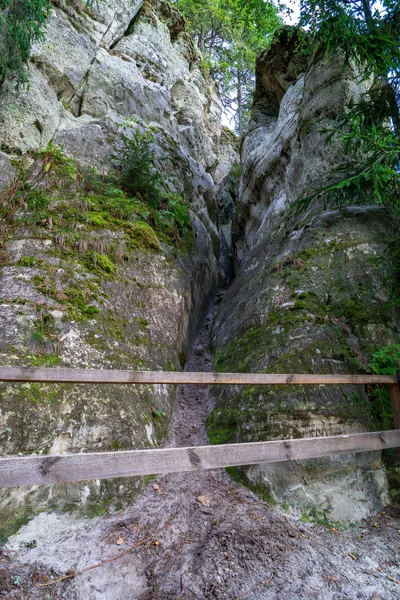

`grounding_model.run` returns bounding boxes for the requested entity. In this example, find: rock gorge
[0,0,398,541]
